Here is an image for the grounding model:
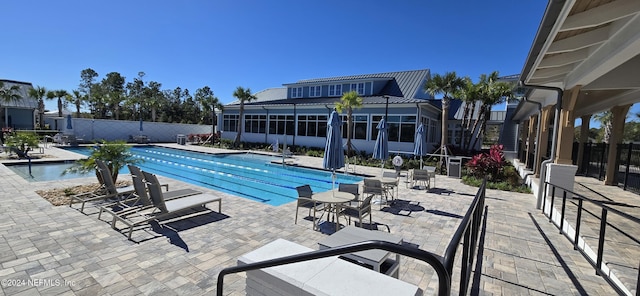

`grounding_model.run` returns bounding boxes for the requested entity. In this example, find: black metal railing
[572,142,640,194]
[216,179,487,295]
[542,181,640,295]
